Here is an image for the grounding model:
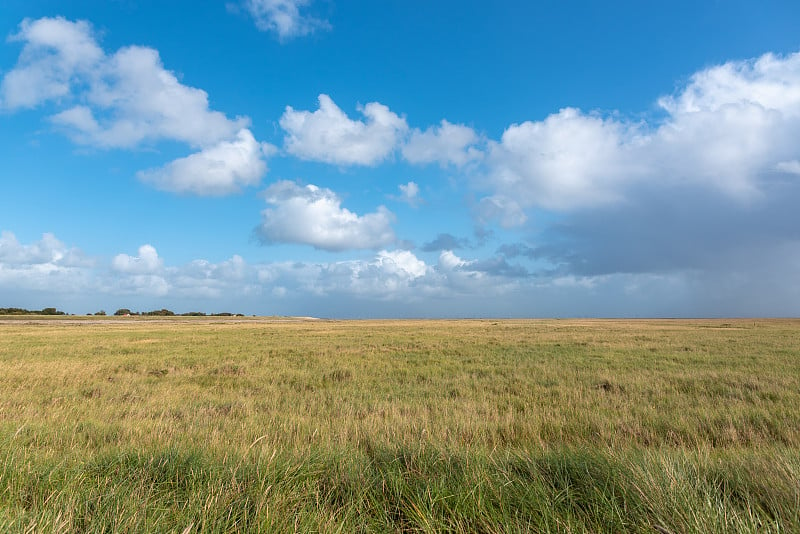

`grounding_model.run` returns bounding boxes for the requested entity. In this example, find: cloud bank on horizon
[1,2,800,317]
